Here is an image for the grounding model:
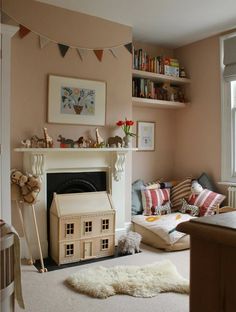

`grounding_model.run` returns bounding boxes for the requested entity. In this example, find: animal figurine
[43,127,53,148]
[117,231,142,255]
[95,128,104,145]
[107,136,123,147]
[30,135,45,148]
[21,139,31,148]
[57,135,75,147]
[11,169,28,187]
